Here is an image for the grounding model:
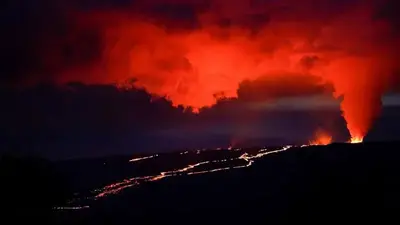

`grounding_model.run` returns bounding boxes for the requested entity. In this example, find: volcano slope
[58,142,400,224]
